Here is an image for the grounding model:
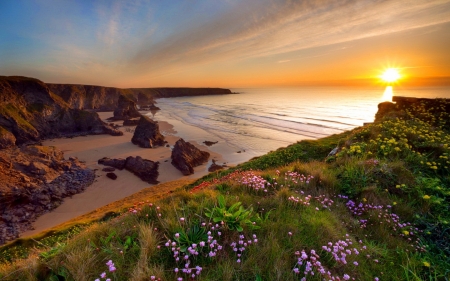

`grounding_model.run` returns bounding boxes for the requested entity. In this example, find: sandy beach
[21,112,225,237]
